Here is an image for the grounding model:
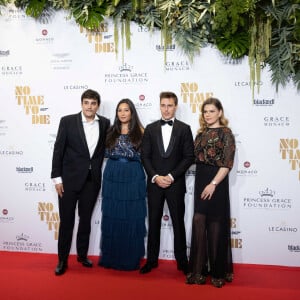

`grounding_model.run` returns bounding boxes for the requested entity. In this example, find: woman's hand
[200,184,216,200]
